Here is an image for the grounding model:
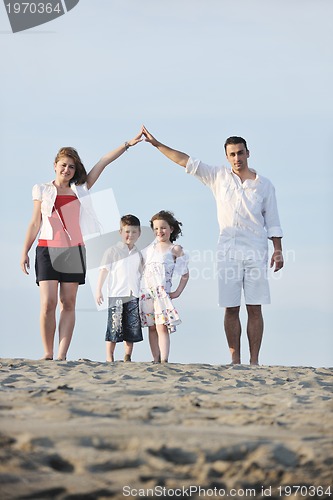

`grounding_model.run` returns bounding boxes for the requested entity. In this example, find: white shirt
[100,241,143,298]
[32,181,101,240]
[186,157,283,261]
